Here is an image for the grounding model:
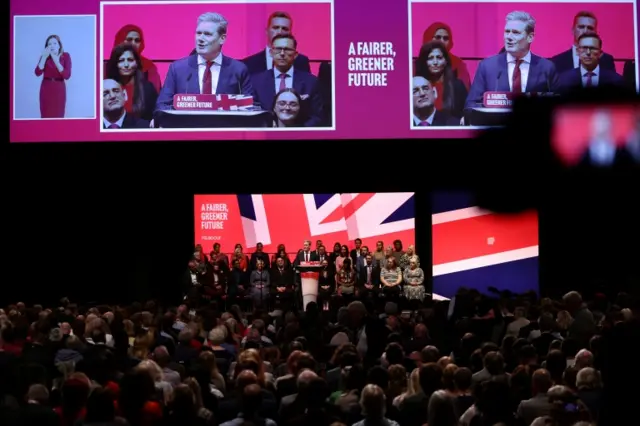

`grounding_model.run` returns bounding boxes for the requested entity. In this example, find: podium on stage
[155,93,273,128]
[295,262,323,311]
